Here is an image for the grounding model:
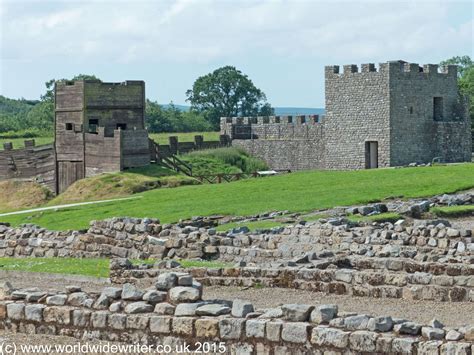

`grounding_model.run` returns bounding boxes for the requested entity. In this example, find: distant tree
[441,56,474,135]
[42,74,101,102]
[145,100,212,133]
[186,66,273,128]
